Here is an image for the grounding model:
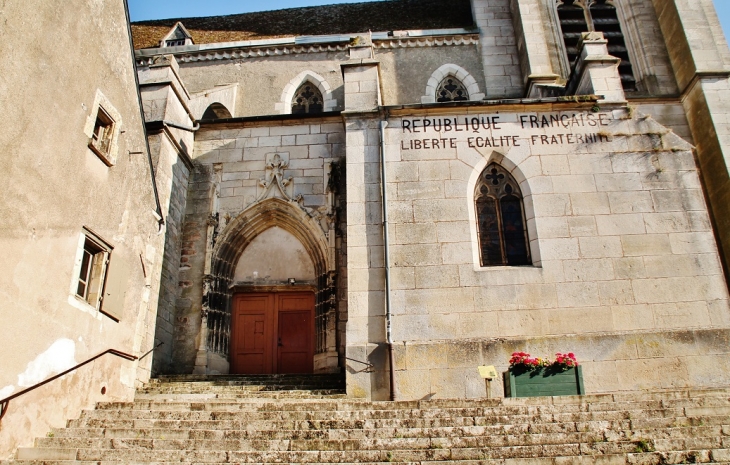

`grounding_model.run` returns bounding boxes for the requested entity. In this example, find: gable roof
[162,22,194,43]
[131,0,474,50]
